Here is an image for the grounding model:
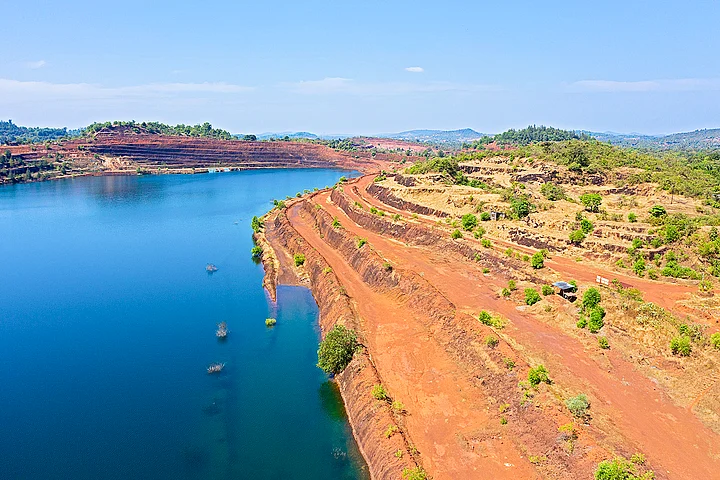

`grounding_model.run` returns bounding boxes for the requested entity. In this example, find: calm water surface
[0,170,369,480]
